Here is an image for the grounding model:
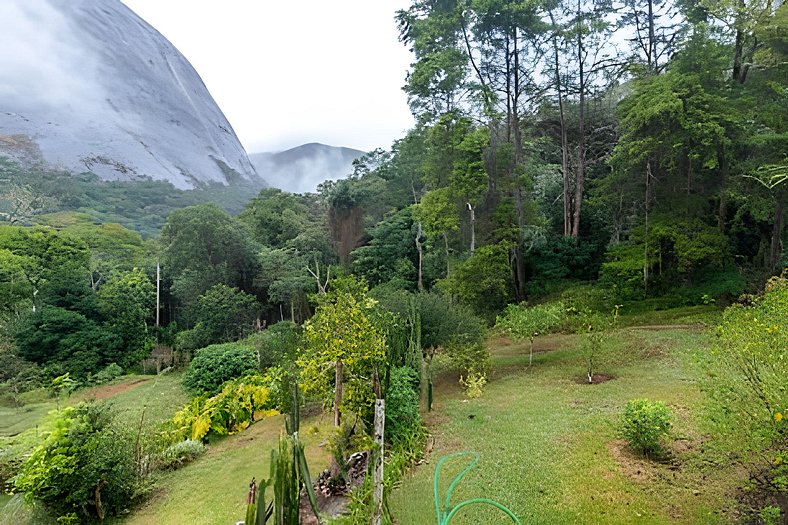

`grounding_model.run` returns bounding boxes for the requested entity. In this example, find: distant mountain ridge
[0,0,259,189]
[250,143,365,194]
